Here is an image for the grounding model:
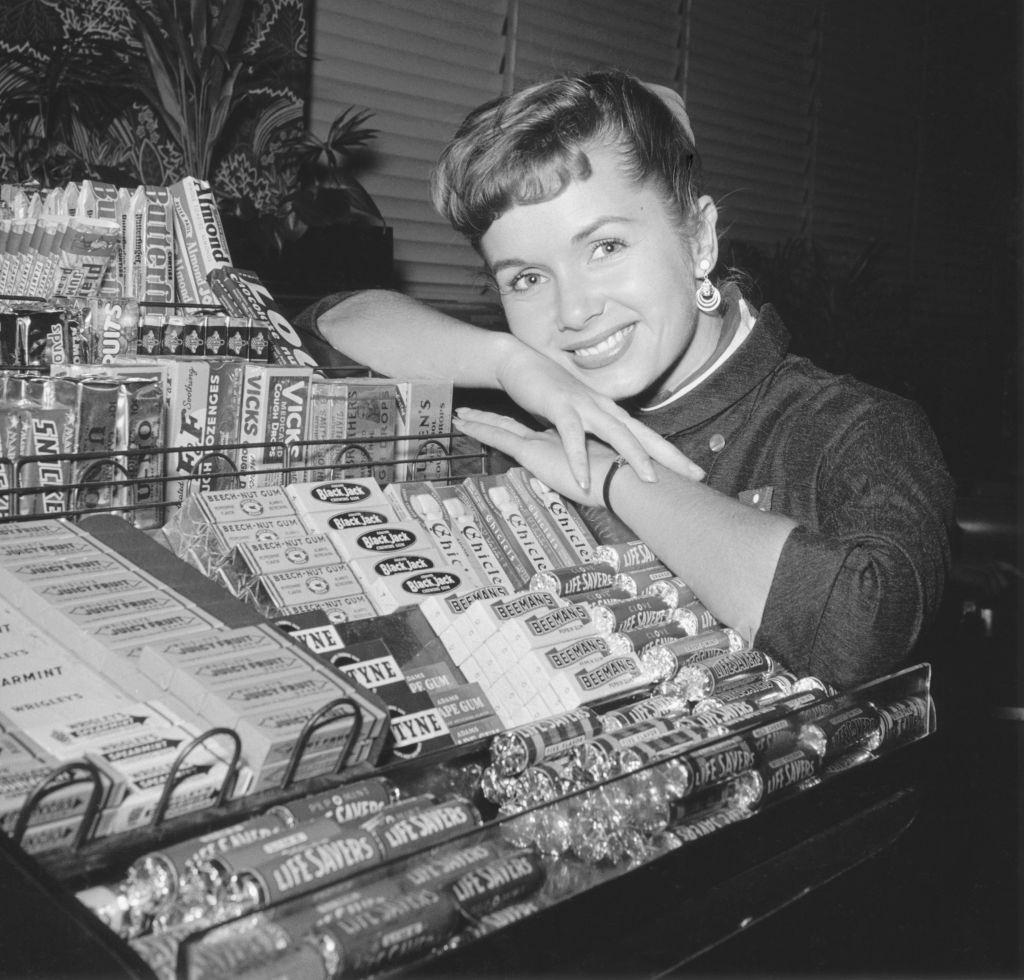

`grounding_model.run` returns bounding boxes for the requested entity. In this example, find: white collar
[641,298,756,412]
